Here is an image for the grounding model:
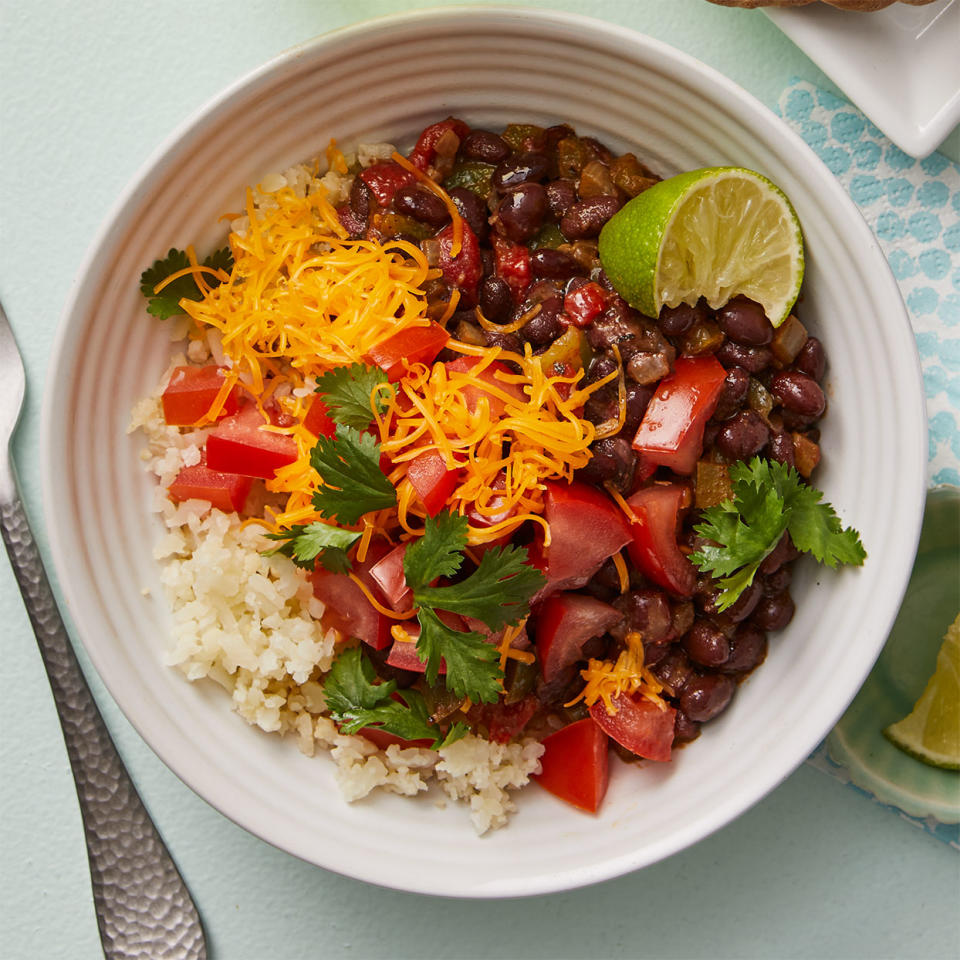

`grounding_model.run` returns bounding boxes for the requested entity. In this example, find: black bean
[651,648,694,696]
[699,580,762,624]
[680,674,735,723]
[759,533,800,575]
[763,566,792,596]
[715,340,774,374]
[751,591,795,631]
[673,710,701,745]
[713,366,750,420]
[546,179,578,219]
[393,184,450,227]
[460,130,511,165]
[491,151,551,191]
[794,336,826,381]
[671,600,695,640]
[349,176,372,220]
[717,296,774,346]
[479,276,513,324]
[621,383,653,436]
[494,183,547,243]
[715,409,770,460]
[520,296,564,345]
[449,187,489,242]
[659,300,707,337]
[586,302,651,357]
[483,330,523,356]
[613,588,673,643]
[721,623,767,675]
[766,430,795,468]
[682,621,731,668]
[561,196,622,240]
[769,370,826,418]
[530,247,583,280]
[578,437,636,492]
[644,642,671,668]
[584,353,619,388]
